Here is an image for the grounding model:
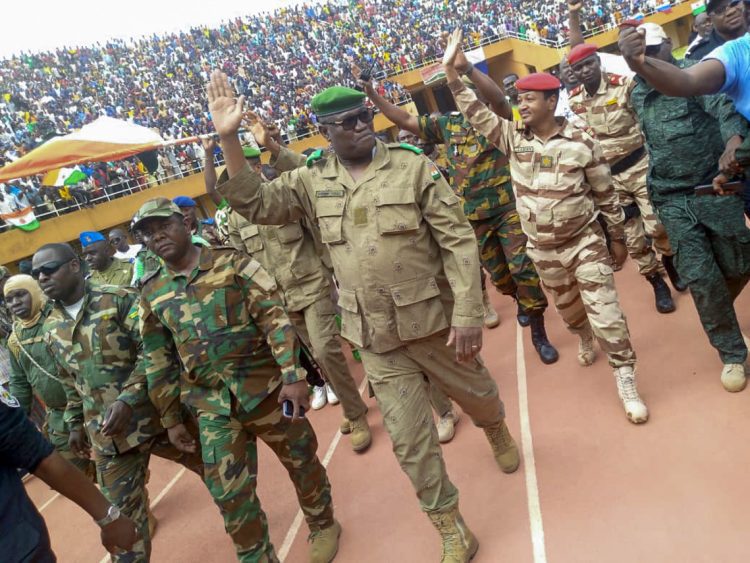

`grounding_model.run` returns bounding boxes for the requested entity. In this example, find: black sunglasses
[324,108,375,131]
[712,0,742,15]
[31,259,72,279]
